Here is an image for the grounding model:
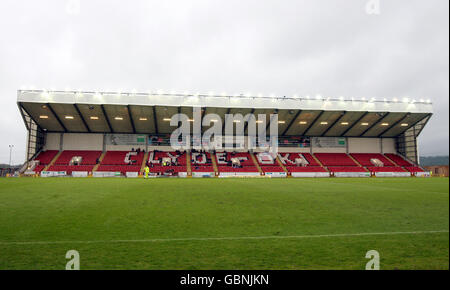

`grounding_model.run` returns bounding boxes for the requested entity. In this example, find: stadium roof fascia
[16,90,433,137]
[17,90,433,114]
